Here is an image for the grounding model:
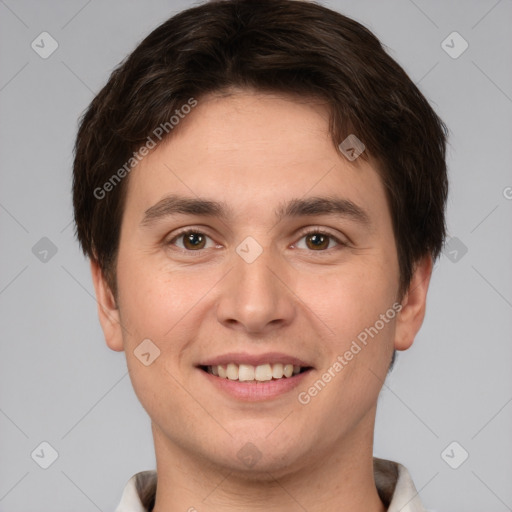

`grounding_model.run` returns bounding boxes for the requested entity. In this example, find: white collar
[115,458,426,512]
[386,462,426,512]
